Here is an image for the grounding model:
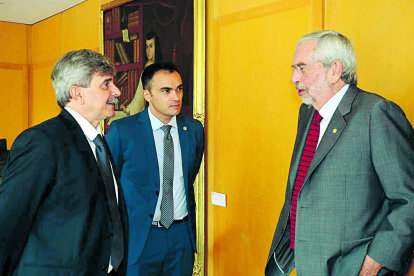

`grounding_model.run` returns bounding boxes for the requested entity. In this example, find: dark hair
[142,62,180,91]
[146,31,163,63]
